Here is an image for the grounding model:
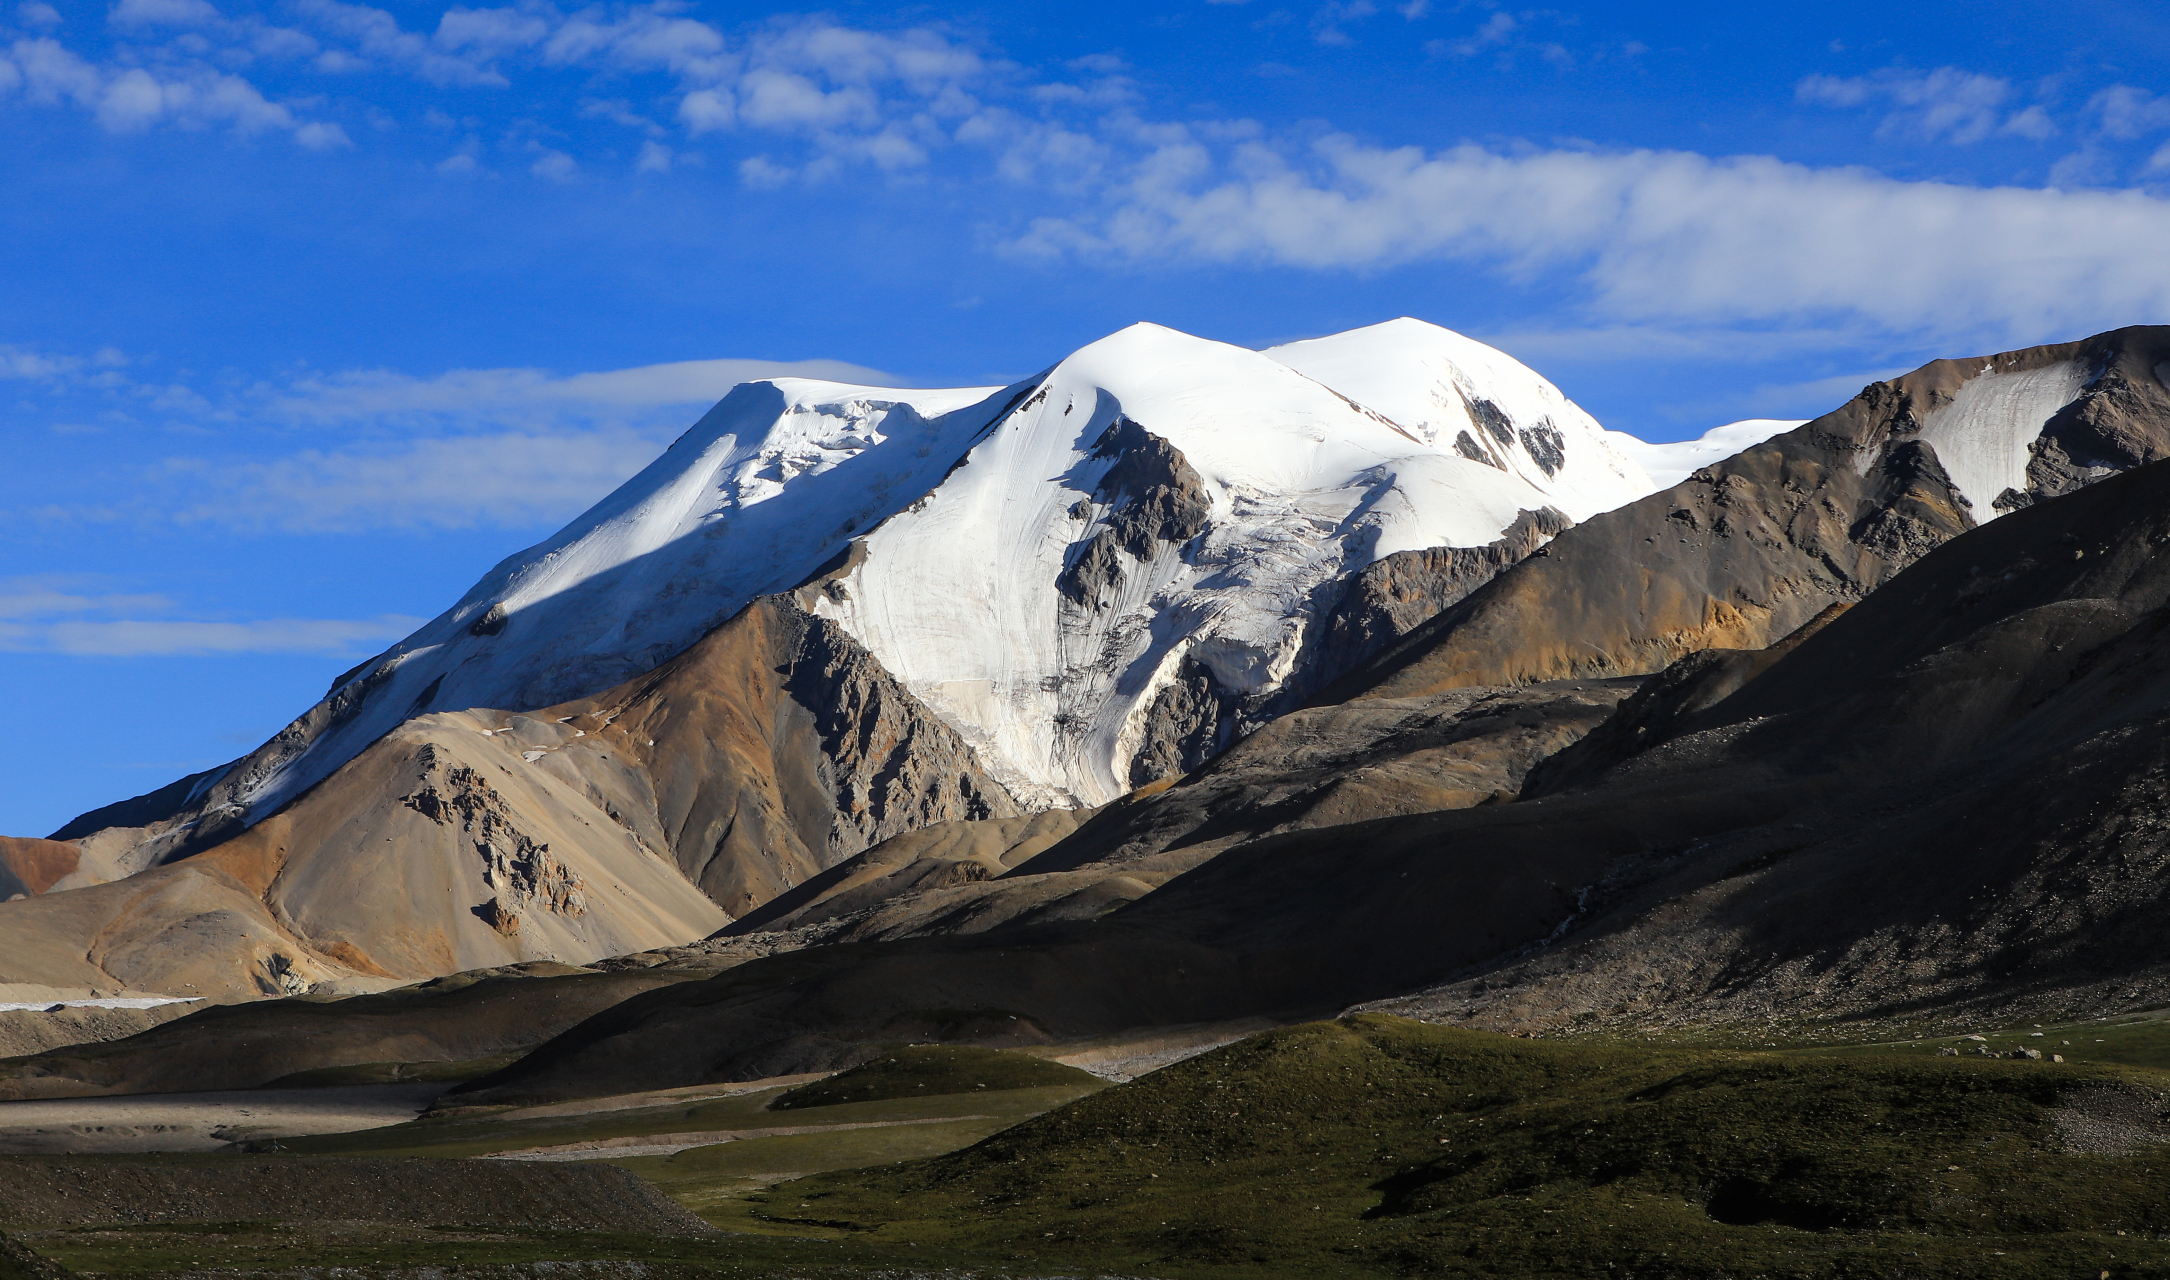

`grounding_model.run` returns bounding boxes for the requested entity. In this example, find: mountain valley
[9,319,2170,1280]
